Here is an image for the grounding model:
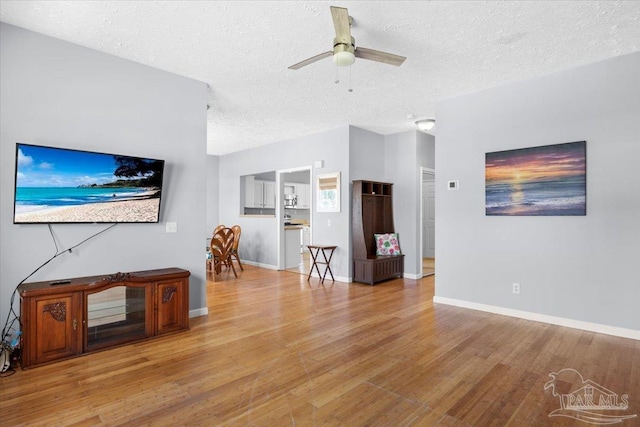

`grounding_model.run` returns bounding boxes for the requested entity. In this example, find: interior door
[422,176,435,258]
[279,167,312,272]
